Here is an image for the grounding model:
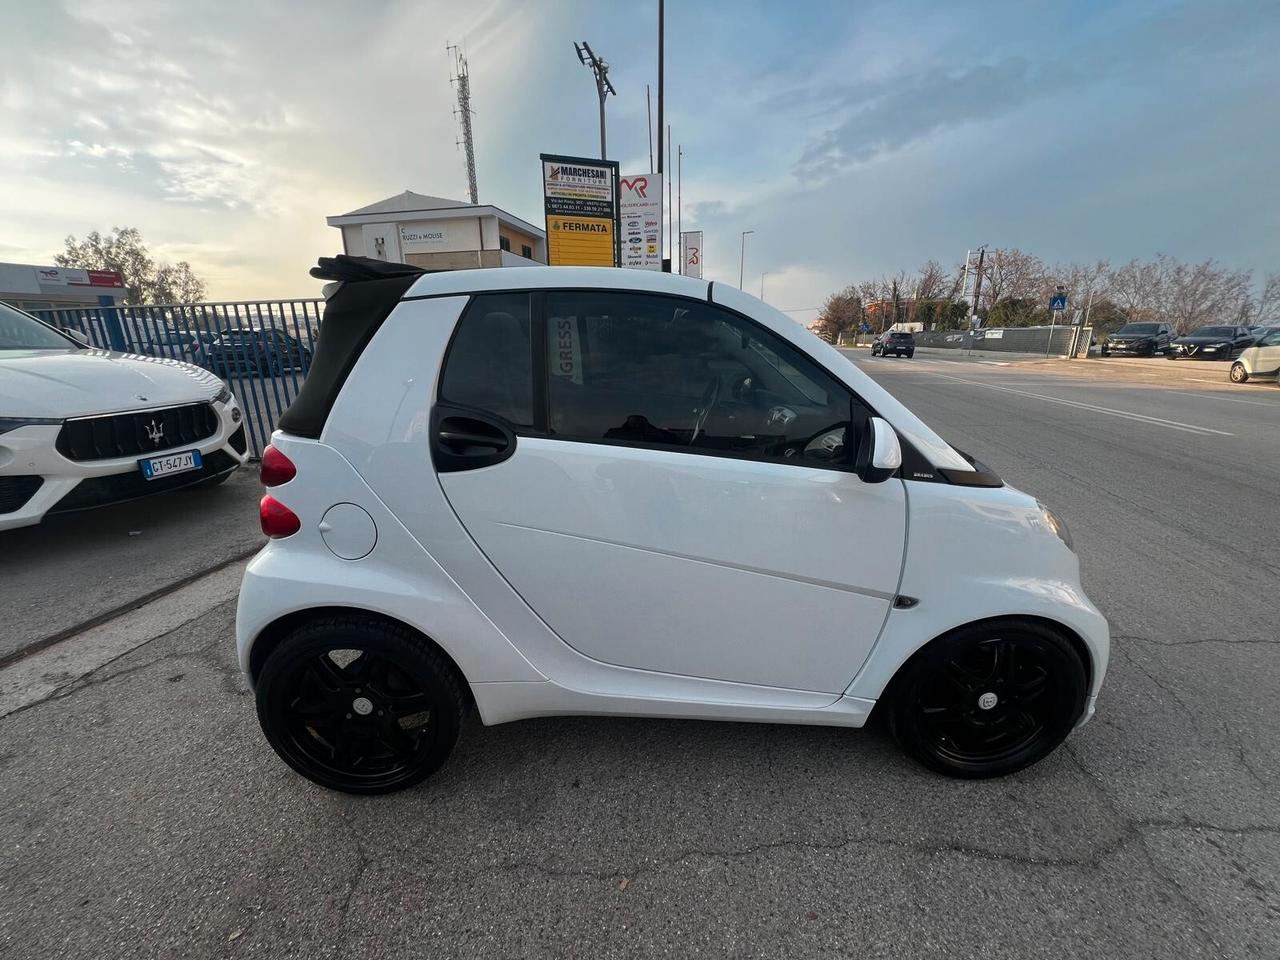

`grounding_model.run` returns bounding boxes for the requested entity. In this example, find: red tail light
[260,494,301,539]
[260,445,296,486]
